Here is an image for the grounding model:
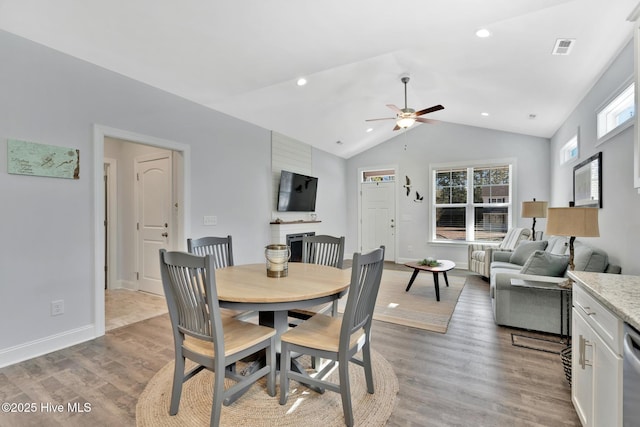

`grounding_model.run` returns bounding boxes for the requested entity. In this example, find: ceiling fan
[366,75,444,131]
